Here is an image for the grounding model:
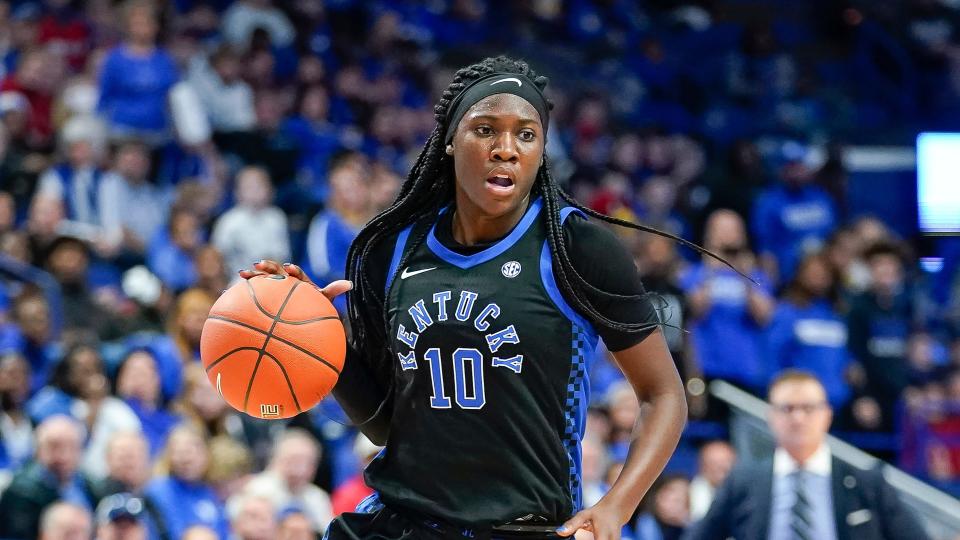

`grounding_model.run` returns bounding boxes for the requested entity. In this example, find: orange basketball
[199,274,345,419]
